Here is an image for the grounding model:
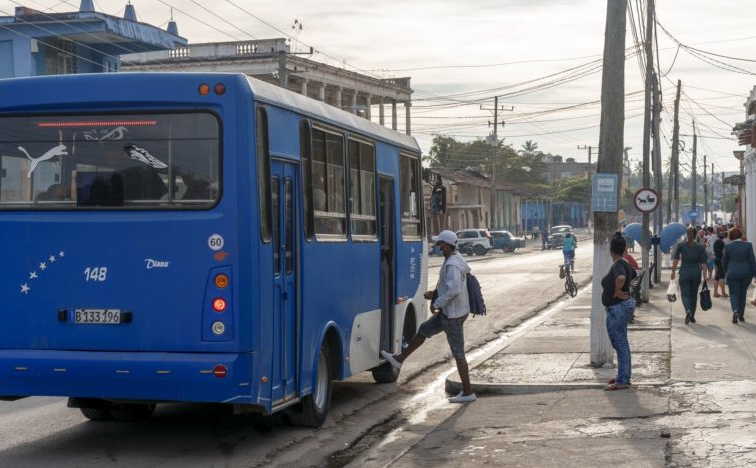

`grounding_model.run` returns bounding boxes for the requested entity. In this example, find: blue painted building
[0,1,185,78]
